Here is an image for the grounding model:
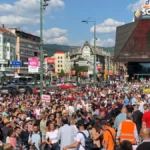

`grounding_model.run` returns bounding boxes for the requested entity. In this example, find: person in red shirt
[142,105,150,130]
